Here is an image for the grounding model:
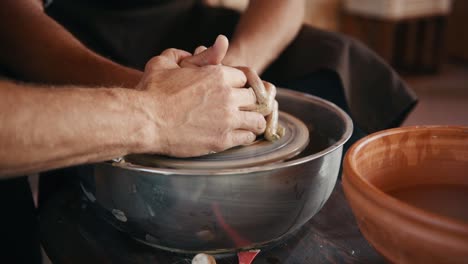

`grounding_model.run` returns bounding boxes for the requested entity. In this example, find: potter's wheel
[76,89,353,254]
[125,111,309,170]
